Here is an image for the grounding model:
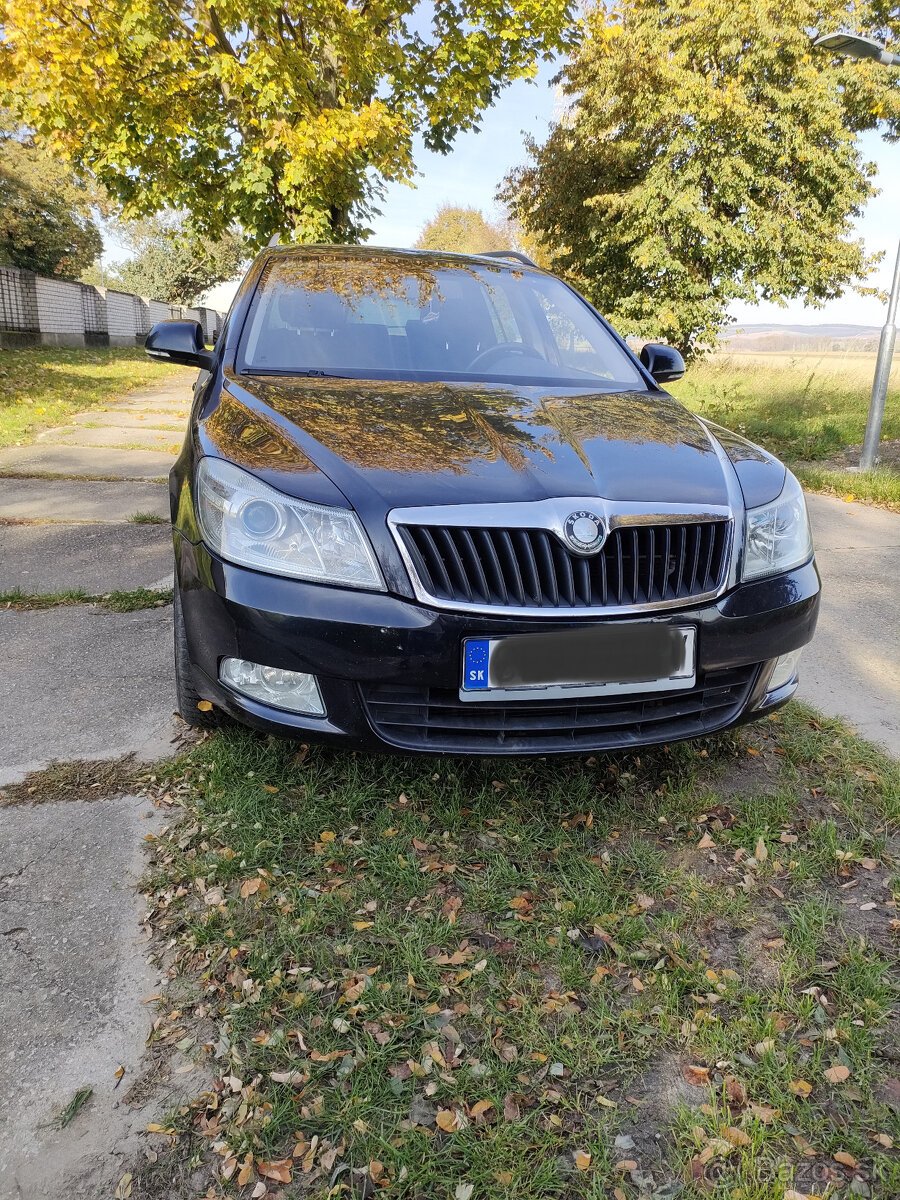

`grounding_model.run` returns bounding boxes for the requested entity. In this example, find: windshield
[238,255,645,388]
